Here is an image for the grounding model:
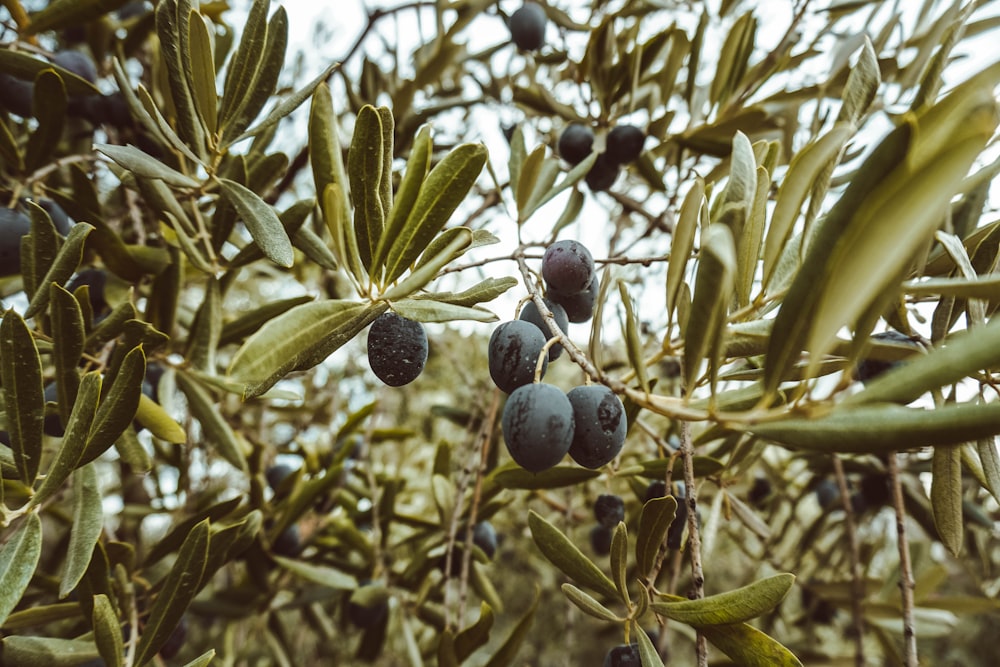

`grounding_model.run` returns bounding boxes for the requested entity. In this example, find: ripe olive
[558,123,594,166]
[488,320,548,393]
[542,239,595,296]
[567,384,627,469]
[508,3,547,51]
[367,311,428,386]
[518,298,568,361]
[593,494,625,528]
[606,125,645,165]
[501,383,574,472]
